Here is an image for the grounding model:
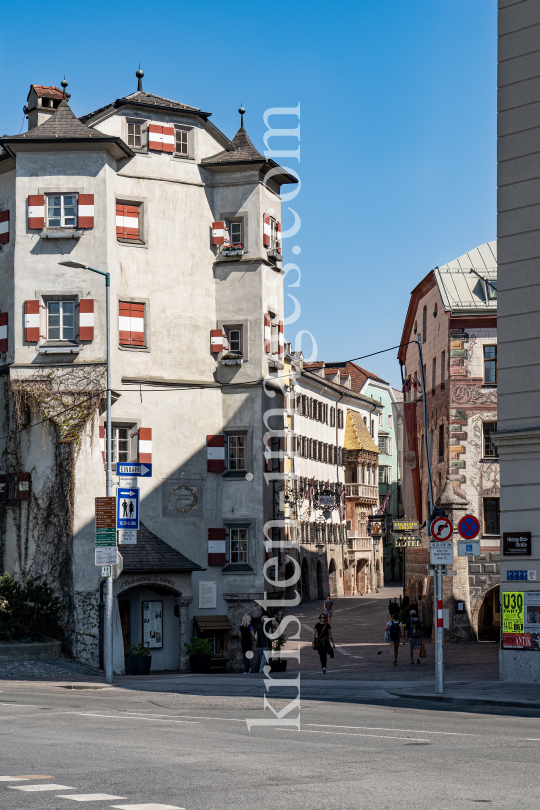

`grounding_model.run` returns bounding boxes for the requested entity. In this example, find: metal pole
[104,275,114,685]
[417,336,444,693]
